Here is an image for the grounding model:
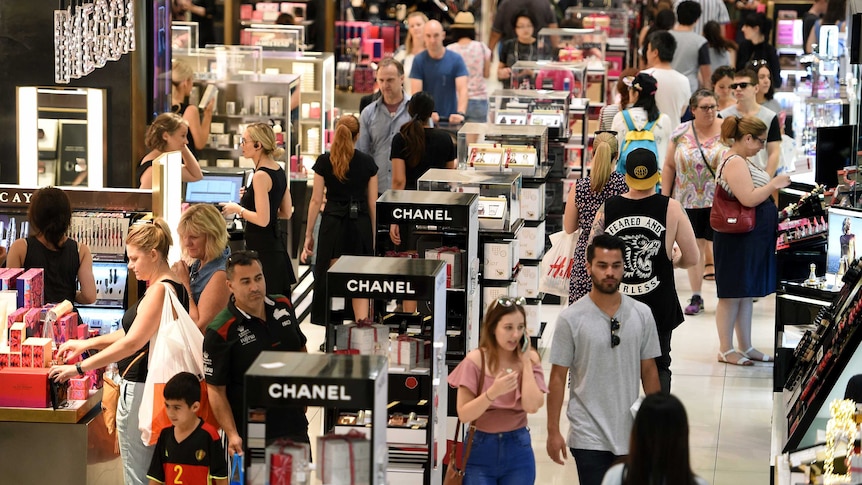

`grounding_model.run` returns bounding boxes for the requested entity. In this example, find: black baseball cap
[625,148,660,190]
